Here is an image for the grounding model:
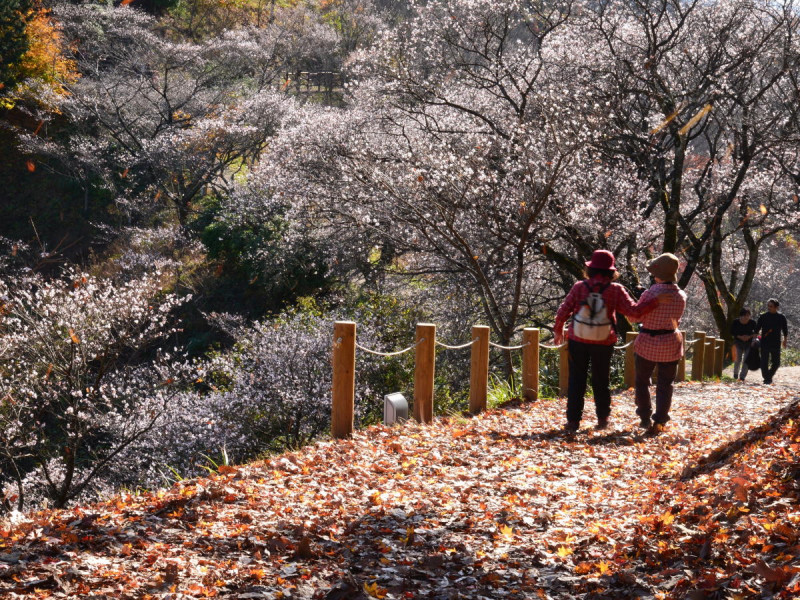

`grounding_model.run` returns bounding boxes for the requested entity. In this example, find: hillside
[1,377,799,599]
